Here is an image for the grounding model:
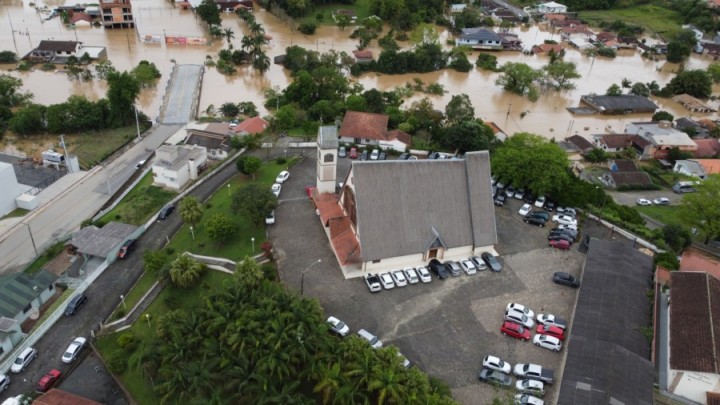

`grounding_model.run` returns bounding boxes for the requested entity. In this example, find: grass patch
[95,270,231,405]
[1,207,29,219]
[108,271,158,322]
[637,205,685,227]
[70,126,145,170]
[23,241,66,275]
[30,288,74,330]
[97,171,176,226]
[579,4,684,38]
[300,0,372,25]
